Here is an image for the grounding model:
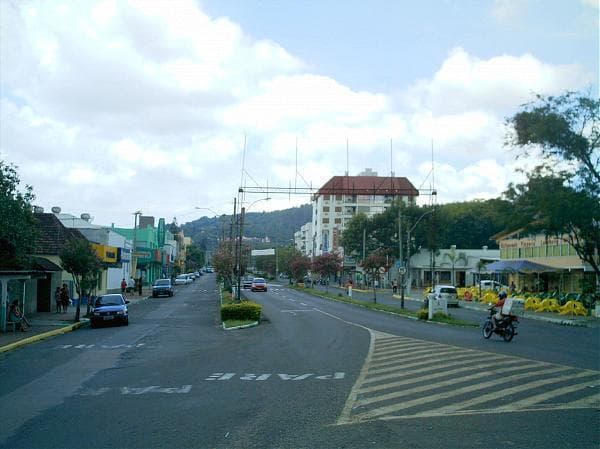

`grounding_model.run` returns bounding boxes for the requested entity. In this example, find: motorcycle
[482,307,518,342]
